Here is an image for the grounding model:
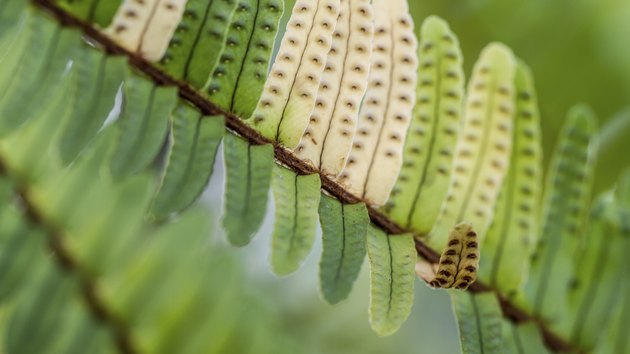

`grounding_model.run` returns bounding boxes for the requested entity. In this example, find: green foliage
[478,61,542,296]
[427,43,516,251]
[222,133,274,246]
[151,104,224,220]
[386,15,464,235]
[58,46,125,164]
[502,321,551,354]
[367,227,416,336]
[56,0,121,27]
[522,105,598,323]
[159,0,238,88]
[206,0,284,117]
[318,195,369,304]
[111,70,178,178]
[4,2,630,353]
[270,166,321,276]
[451,292,503,354]
[0,9,304,353]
